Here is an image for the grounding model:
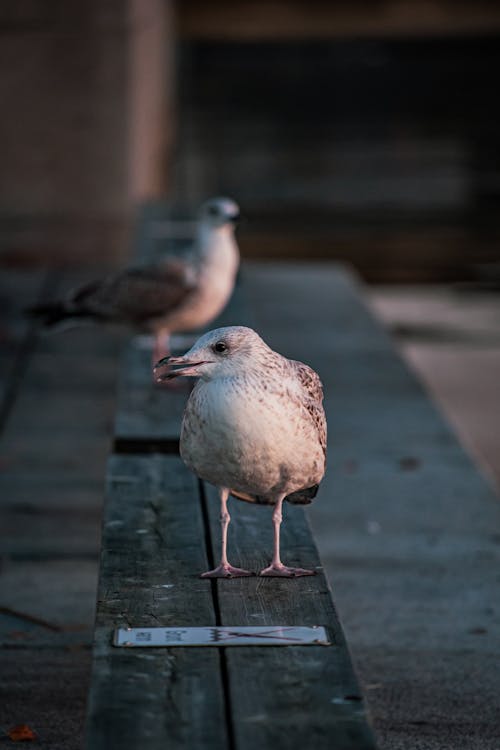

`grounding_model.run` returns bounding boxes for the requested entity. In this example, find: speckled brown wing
[70,259,196,326]
[290,360,327,458]
[290,360,324,403]
[229,360,327,507]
